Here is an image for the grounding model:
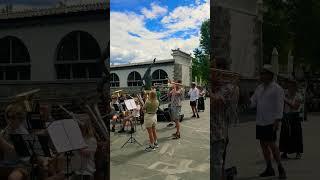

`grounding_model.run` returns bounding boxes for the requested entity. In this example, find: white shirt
[132,105,141,118]
[188,88,199,101]
[250,82,284,126]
